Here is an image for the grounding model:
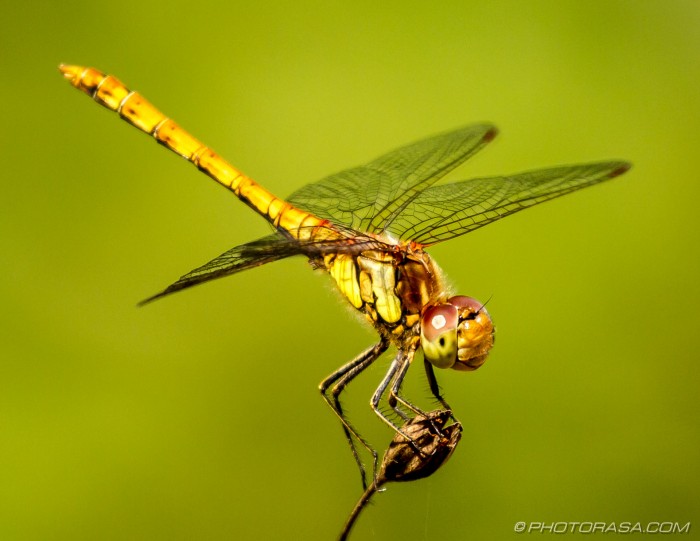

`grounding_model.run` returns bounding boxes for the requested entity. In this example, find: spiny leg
[385,355,414,421]
[320,340,388,489]
[372,350,445,457]
[329,354,381,489]
[388,352,430,419]
[370,352,419,444]
[424,359,452,411]
[388,356,455,440]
